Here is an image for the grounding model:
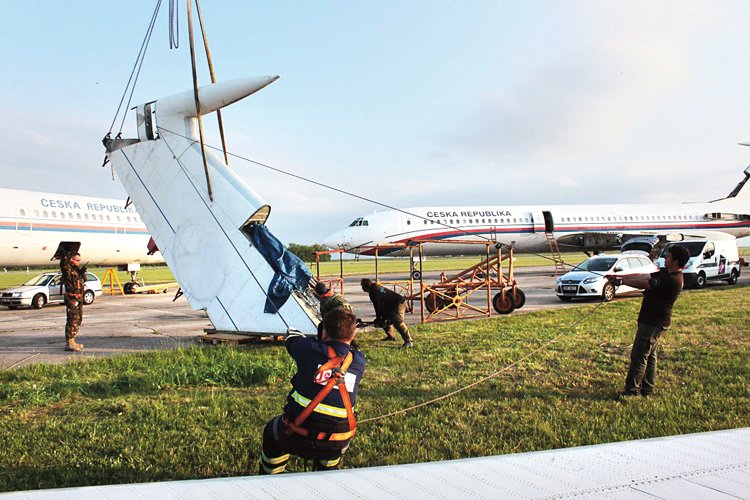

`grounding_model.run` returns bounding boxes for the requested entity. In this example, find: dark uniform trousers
[260,416,350,474]
[382,302,412,342]
[623,322,667,396]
